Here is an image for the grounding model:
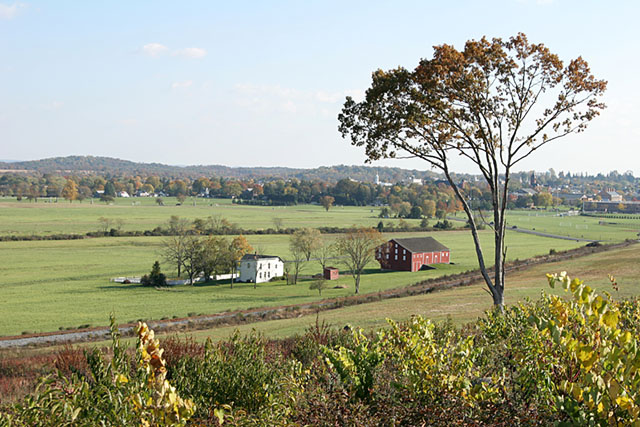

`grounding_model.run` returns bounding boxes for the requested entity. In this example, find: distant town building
[599,188,623,202]
[375,173,393,187]
[583,200,640,214]
[512,188,537,198]
[530,171,537,187]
